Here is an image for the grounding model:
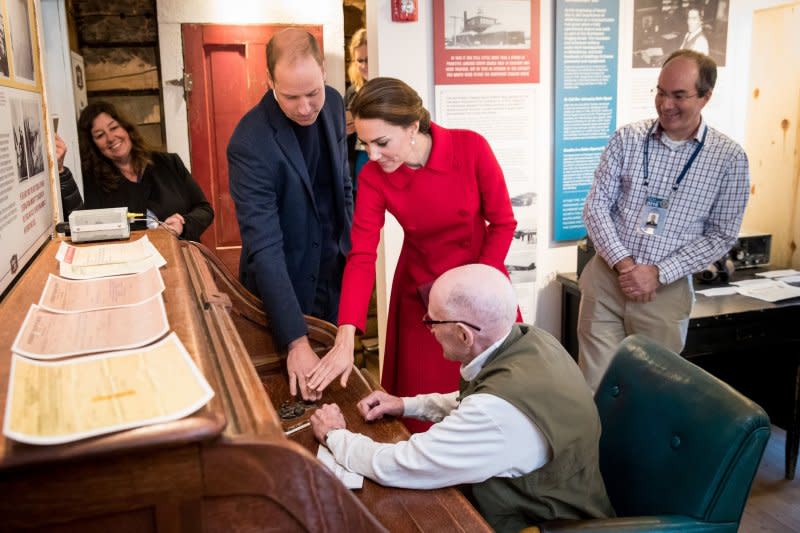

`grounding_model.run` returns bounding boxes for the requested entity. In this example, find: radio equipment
[729,233,771,270]
[68,208,131,243]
